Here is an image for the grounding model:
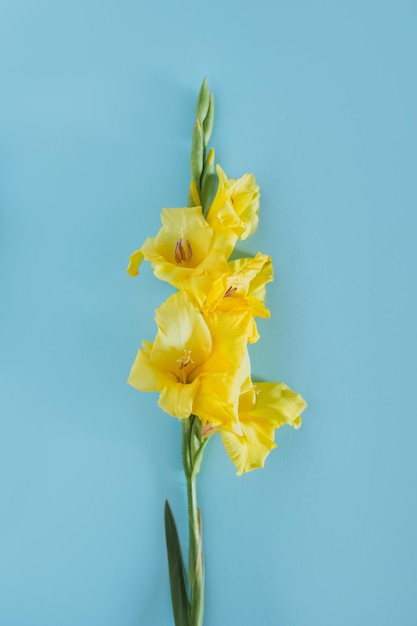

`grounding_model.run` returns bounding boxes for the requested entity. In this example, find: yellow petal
[221,423,277,476]
[152,292,212,376]
[204,310,254,372]
[247,382,306,428]
[126,249,144,277]
[138,206,232,304]
[154,207,212,267]
[159,377,201,419]
[128,341,158,390]
[206,165,260,241]
[127,291,251,425]
[189,179,201,206]
[128,340,200,419]
[228,253,273,304]
[193,372,240,427]
[220,374,307,474]
[202,252,272,342]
